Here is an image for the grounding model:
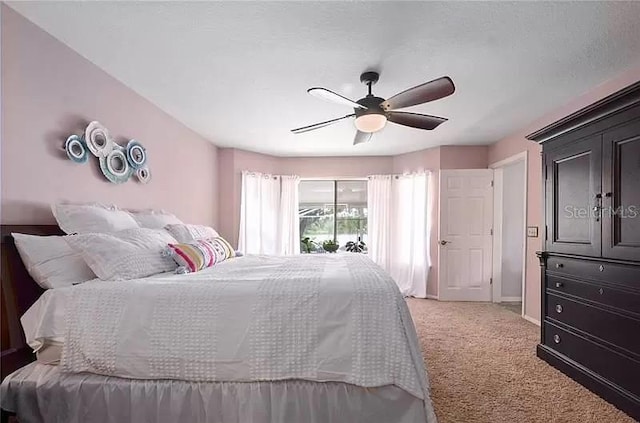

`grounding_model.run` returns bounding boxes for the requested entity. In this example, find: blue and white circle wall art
[136,167,151,184]
[100,146,132,184]
[126,139,147,169]
[65,134,89,164]
[85,121,114,158]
